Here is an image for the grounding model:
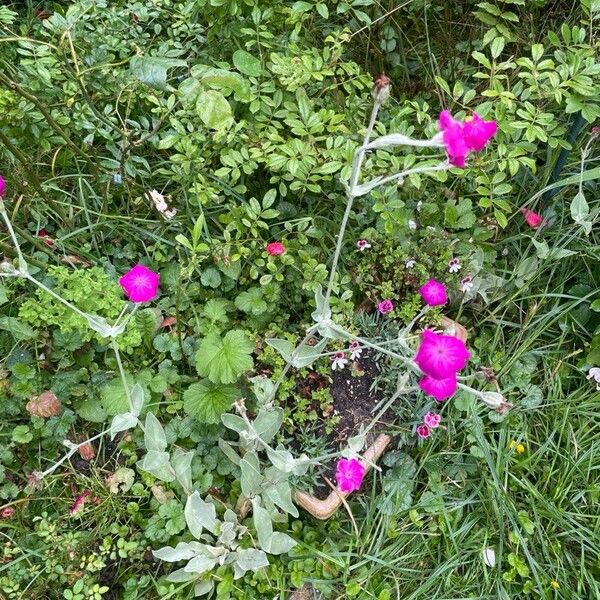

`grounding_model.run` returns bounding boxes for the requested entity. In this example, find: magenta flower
[415,330,470,380]
[119,264,160,303]
[438,111,497,167]
[378,299,394,315]
[265,241,286,256]
[419,374,457,402]
[419,279,447,307]
[416,424,431,439]
[0,175,5,197]
[520,208,547,230]
[336,458,365,493]
[423,411,441,428]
